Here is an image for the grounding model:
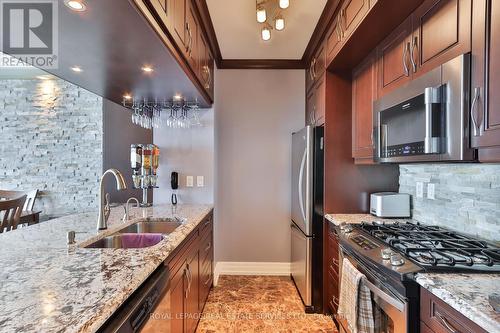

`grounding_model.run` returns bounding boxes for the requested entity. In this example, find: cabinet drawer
[200,230,213,261]
[420,288,487,333]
